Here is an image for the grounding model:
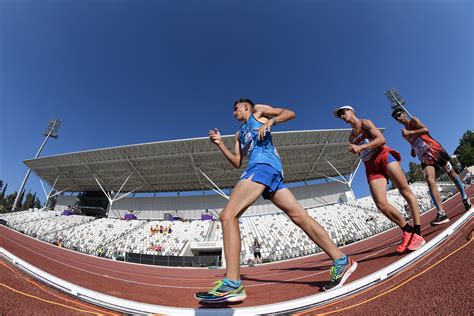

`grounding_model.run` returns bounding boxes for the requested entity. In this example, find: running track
[0,187,472,311]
